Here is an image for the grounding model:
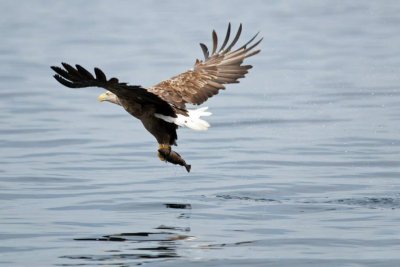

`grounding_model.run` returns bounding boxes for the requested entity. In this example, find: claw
[158,152,166,161]
[157,144,191,172]
[158,144,171,161]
